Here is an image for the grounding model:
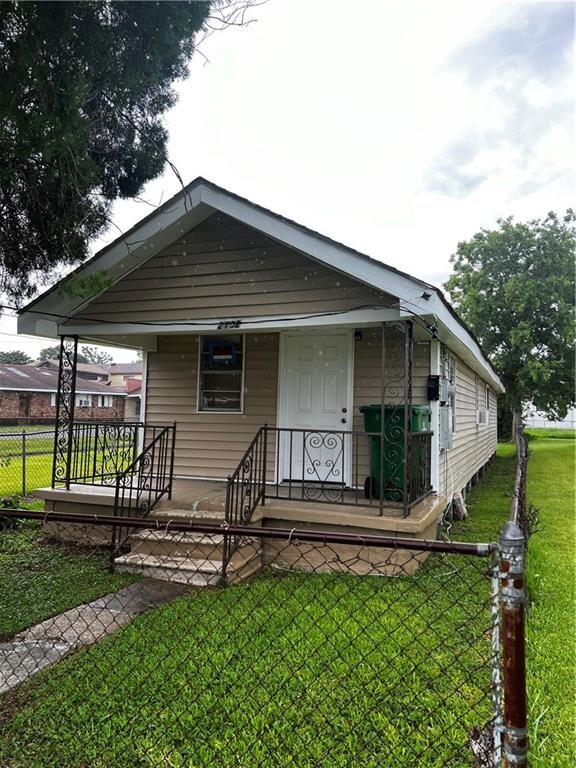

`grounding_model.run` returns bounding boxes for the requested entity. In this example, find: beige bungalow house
[18,178,503,581]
